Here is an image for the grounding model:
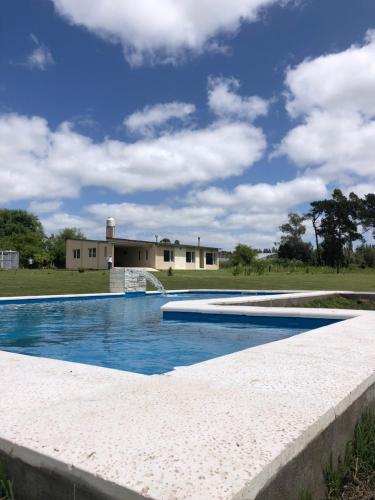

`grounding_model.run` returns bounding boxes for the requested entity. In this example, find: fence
[0,250,19,270]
